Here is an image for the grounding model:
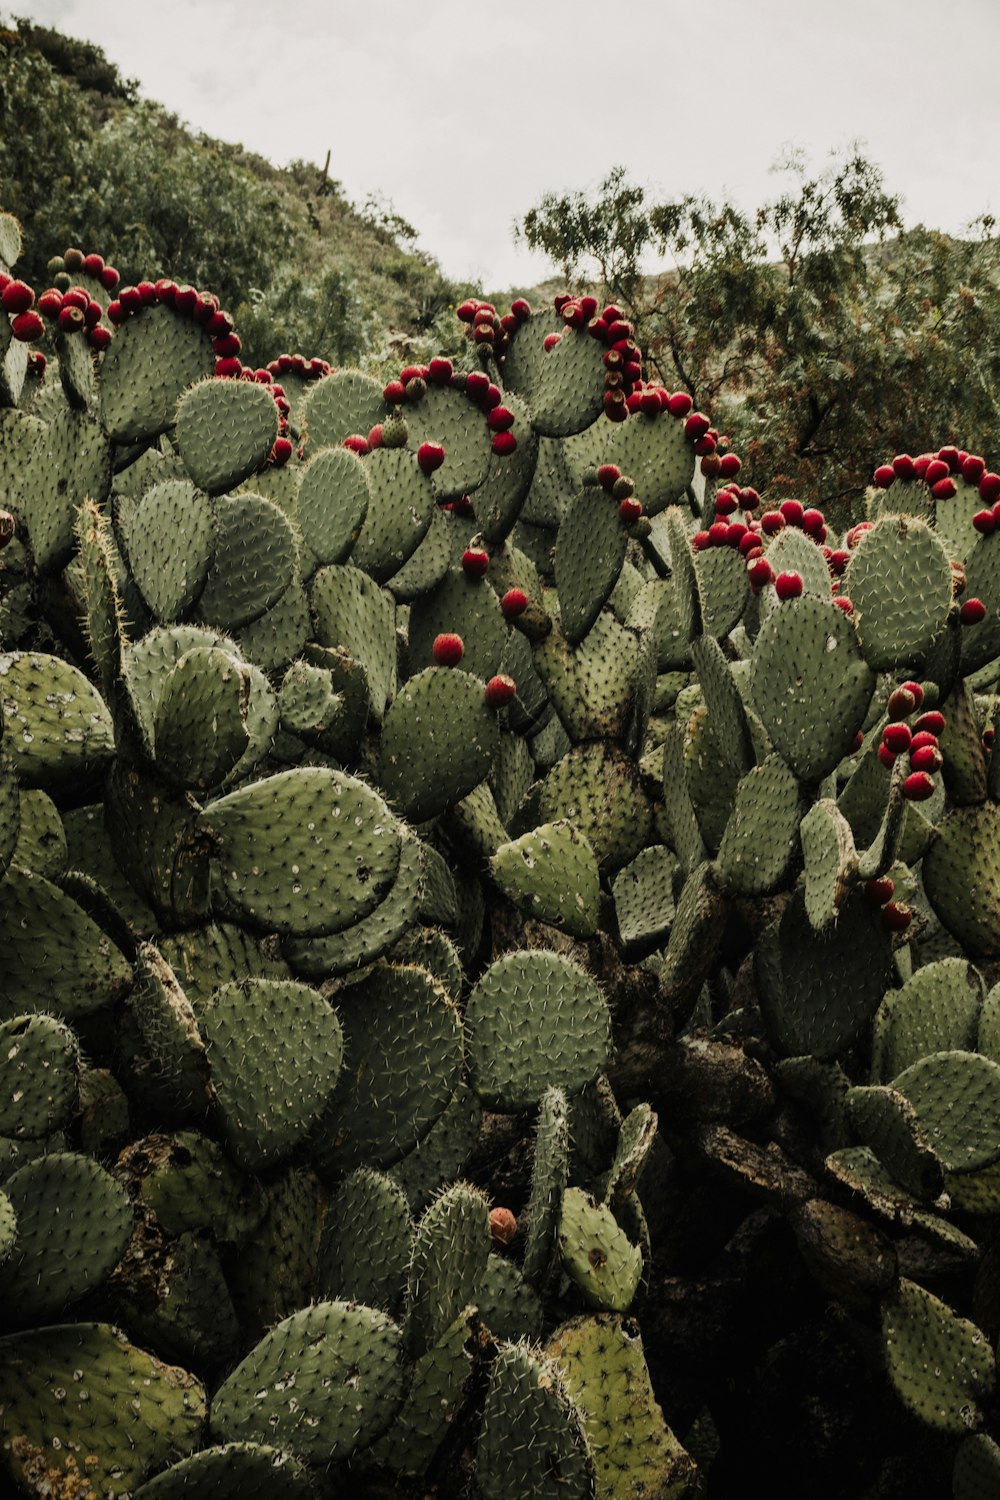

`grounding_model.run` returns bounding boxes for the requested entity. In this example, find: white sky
[9,0,1000,290]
